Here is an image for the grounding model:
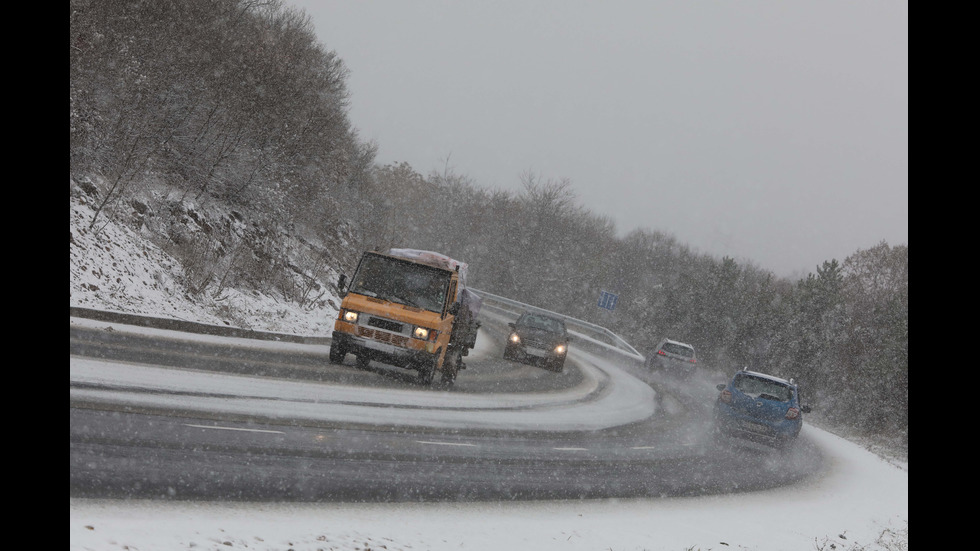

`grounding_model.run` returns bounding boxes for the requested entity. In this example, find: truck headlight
[554,344,566,354]
[413,326,429,340]
[343,310,359,323]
